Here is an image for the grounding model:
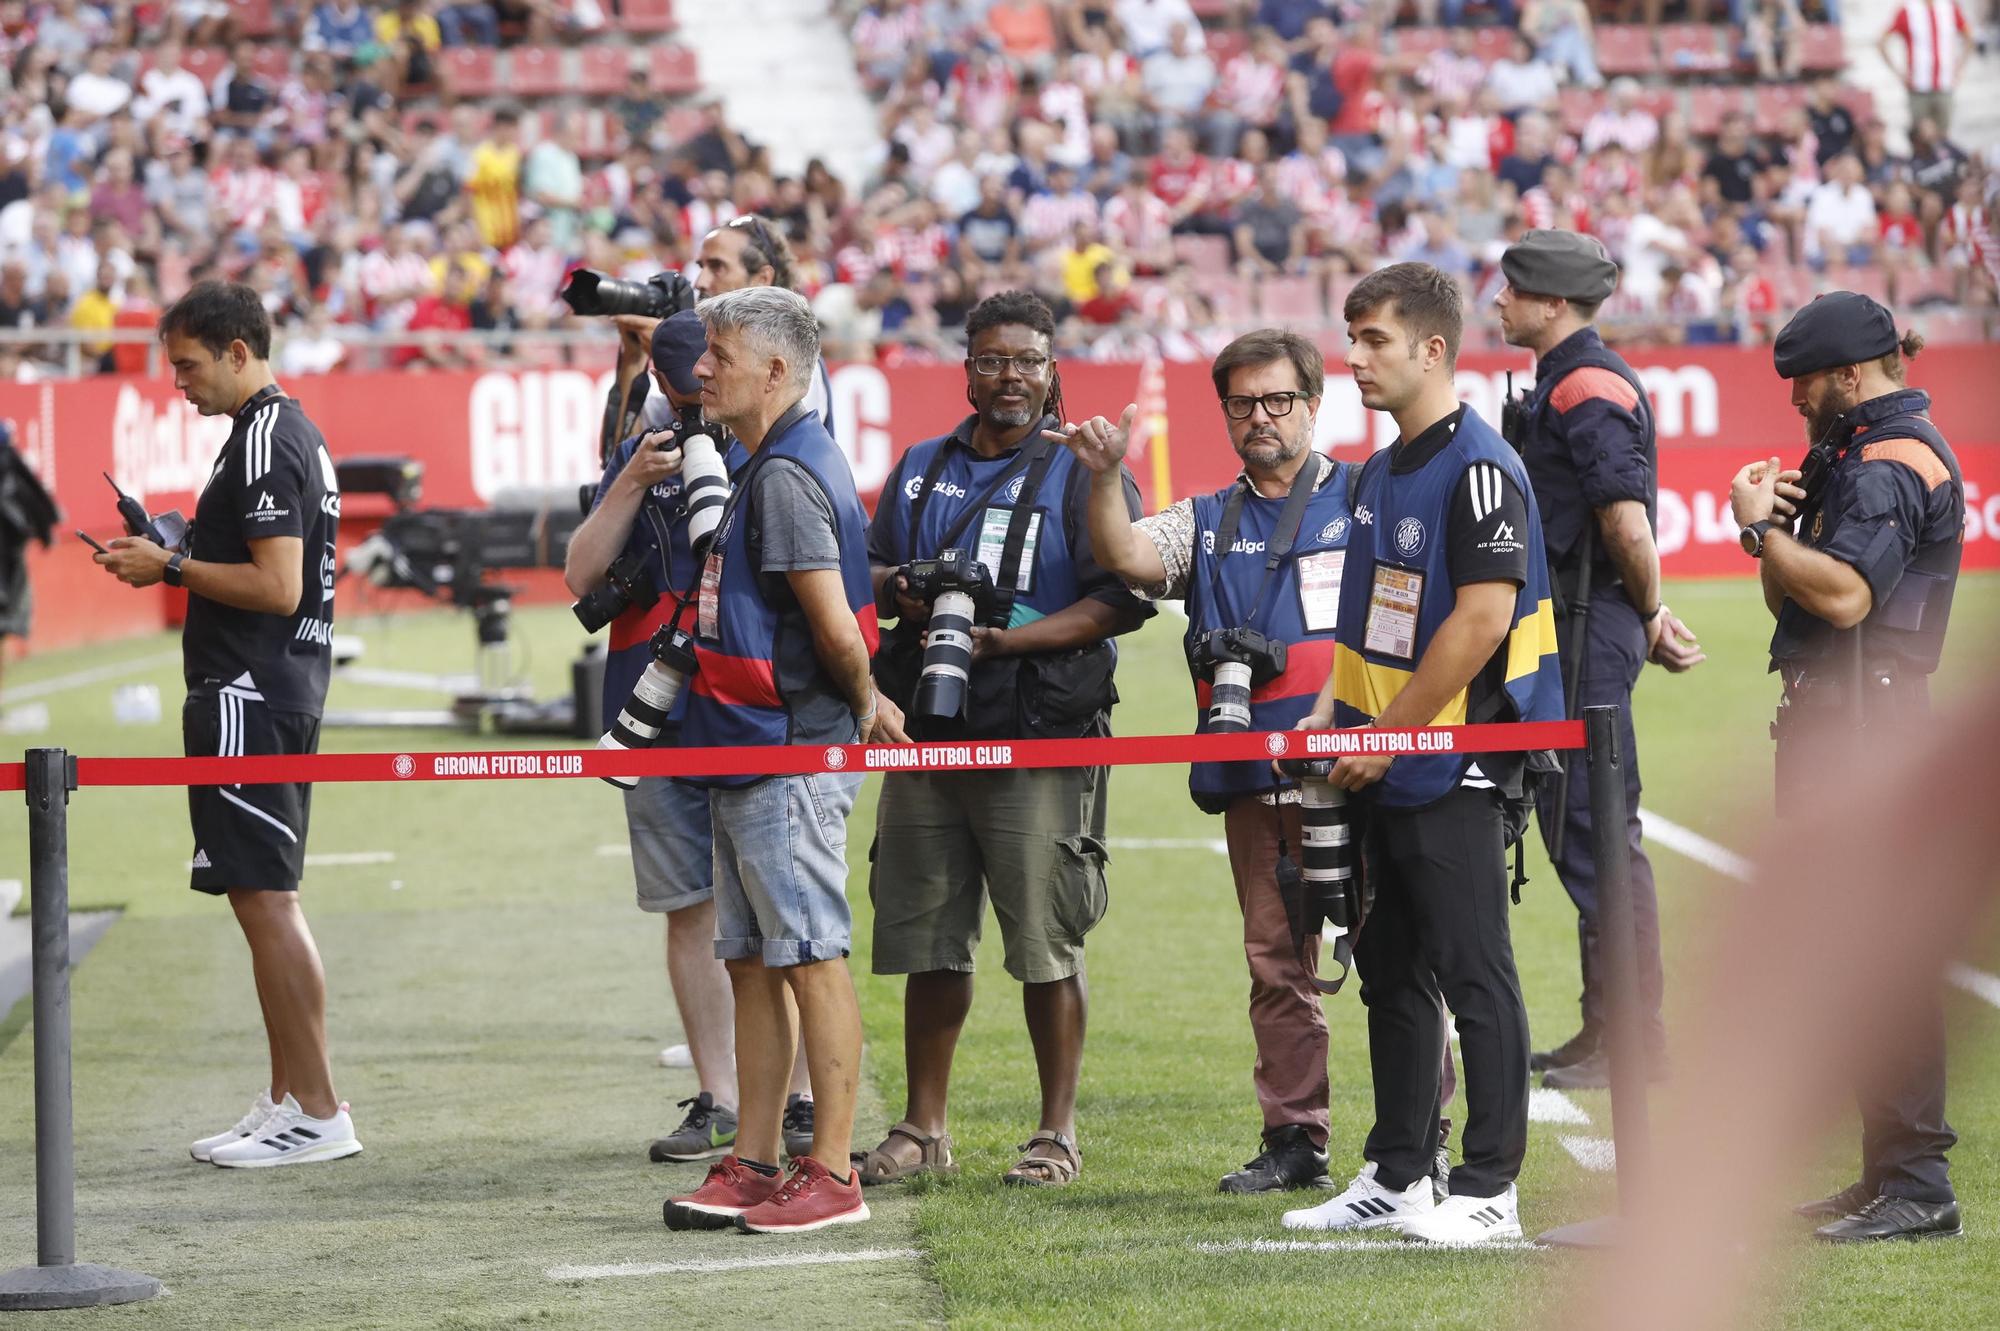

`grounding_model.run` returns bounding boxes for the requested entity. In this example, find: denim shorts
[709,773,862,967]
[622,777,714,914]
